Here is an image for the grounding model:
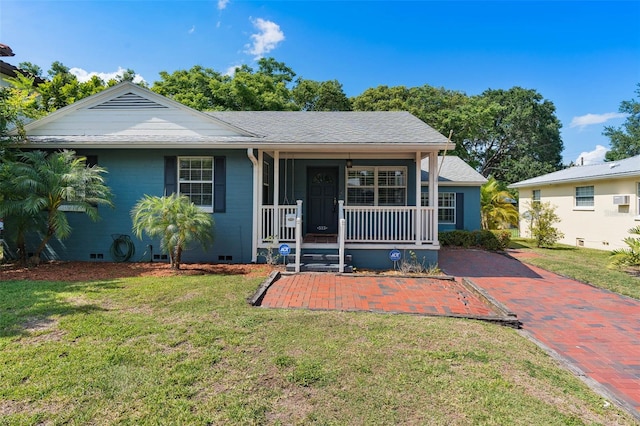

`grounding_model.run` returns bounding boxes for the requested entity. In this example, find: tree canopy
[604,83,640,161]
[351,84,563,184]
[4,57,567,185]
